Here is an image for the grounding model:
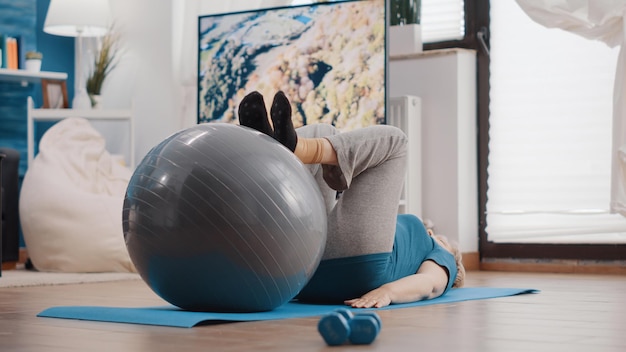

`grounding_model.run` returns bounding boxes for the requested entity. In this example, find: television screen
[198,0,387,131]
